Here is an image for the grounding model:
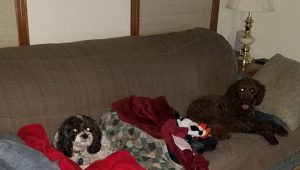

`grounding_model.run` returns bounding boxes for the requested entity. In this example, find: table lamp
[227,0,274,66]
